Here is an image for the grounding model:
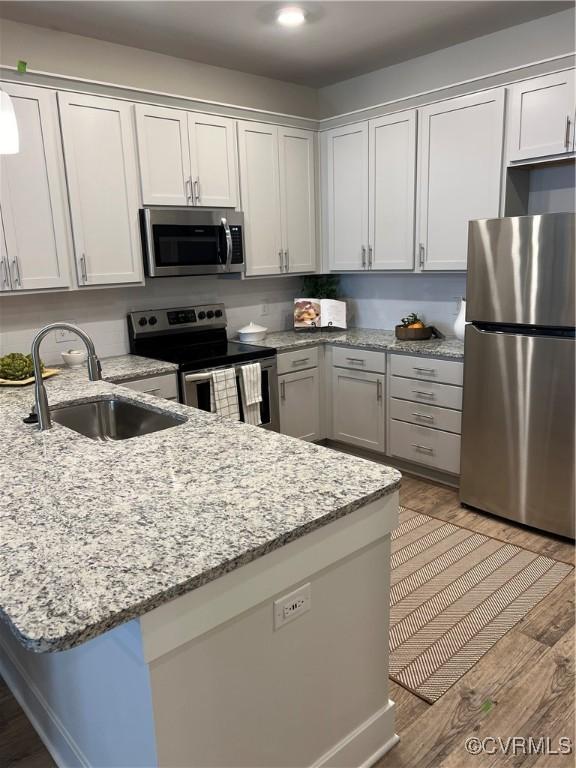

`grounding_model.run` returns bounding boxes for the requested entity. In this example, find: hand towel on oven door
[240,363,262,426]
[210,368,240,420]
